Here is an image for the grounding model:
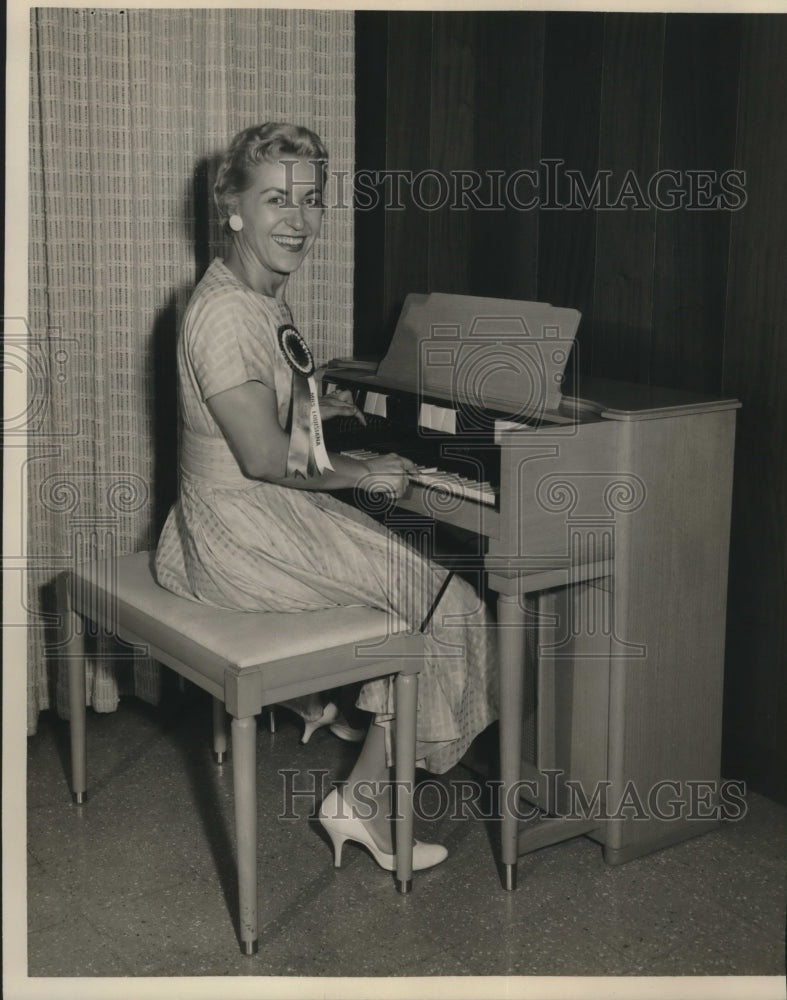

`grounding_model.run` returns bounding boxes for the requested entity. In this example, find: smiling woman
[214,124,327,297]
[152,121,498,873]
